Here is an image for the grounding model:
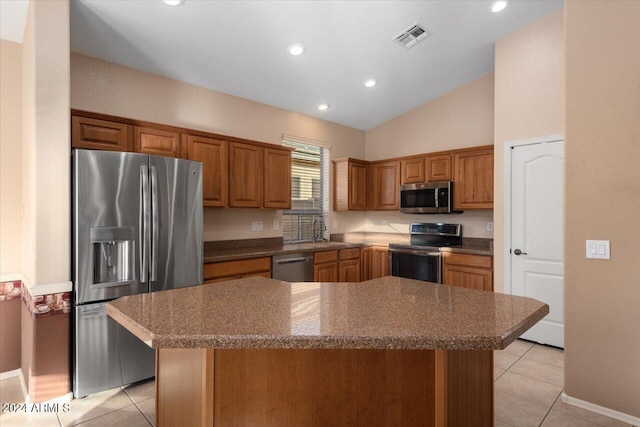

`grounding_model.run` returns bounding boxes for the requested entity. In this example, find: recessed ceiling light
[317,103,330,111]
[164,0,184,5]
[288,43,305,56]
[363,79,377,88]
[490,0,508,13]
